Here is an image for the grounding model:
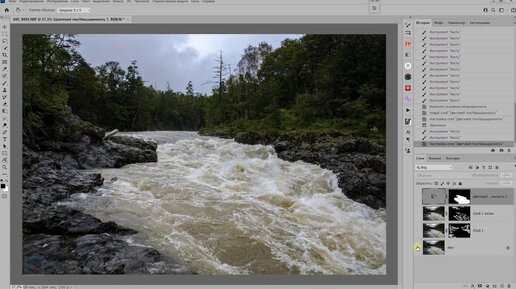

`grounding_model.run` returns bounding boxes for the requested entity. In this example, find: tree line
[23,34,385,137]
